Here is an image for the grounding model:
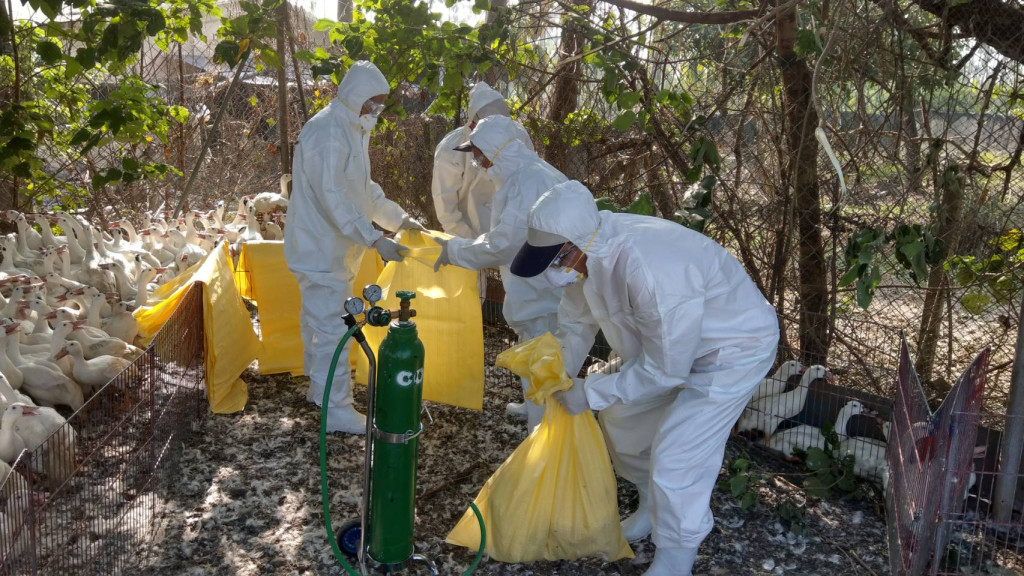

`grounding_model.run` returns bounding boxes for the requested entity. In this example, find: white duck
[101,301,139,345]
[33,213,66,248]
[73,222,116,294]
[839,421,891,485]
[66,320,143,361]
[54,213,86,265]
[6,402,76,491]
[736,364,833,439]
[767,400,866,458]
[750,360,804,403]
[56,341,132,405]
[0,329,83,411]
